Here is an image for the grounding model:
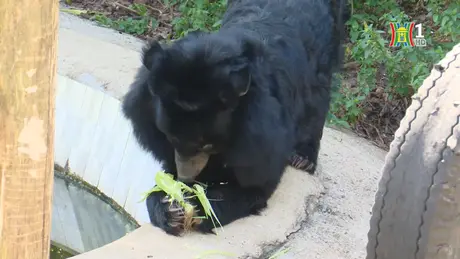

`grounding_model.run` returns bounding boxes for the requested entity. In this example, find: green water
[50,244,76,259]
